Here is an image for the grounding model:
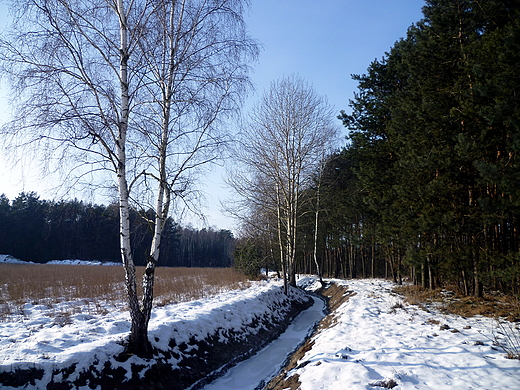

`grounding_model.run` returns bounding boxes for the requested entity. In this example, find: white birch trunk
[141,99,171,331]
[114,0,151,355]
